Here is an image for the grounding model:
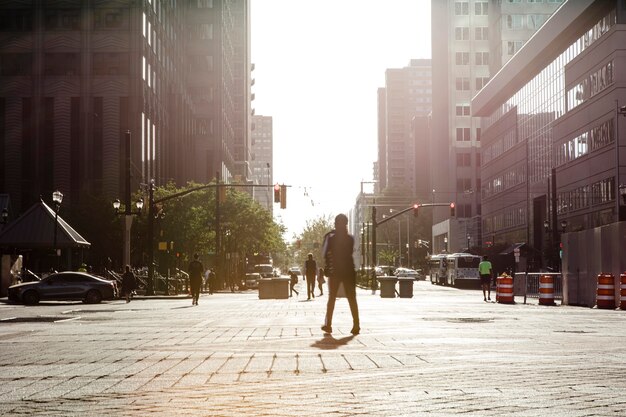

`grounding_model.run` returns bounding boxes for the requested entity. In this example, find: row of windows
[0,9,128,31]
[482,206,527,235]
[456,77,490,91]
[566,60,614,111]
[0,53,135,76]
[482,163,526,199]
[455,52,489,66]
[483,127,518,165]
[482,10,616,185]
[556,118,614,166]
[556,177,615,215]
[455,27,489,41]
[454,2,488,16]
[505,14,549,30]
